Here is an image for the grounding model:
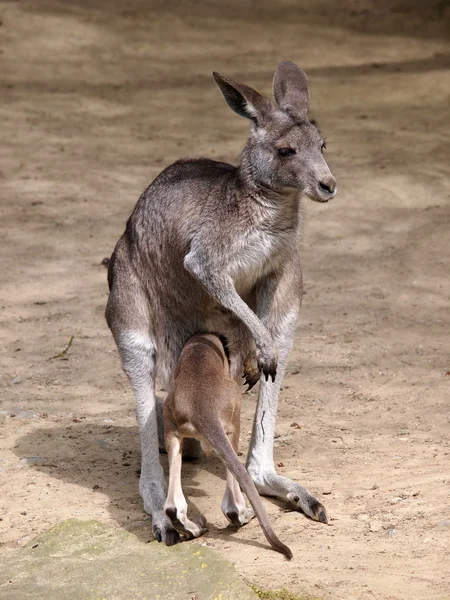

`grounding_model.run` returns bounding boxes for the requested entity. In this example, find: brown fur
[163,334,292,559]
